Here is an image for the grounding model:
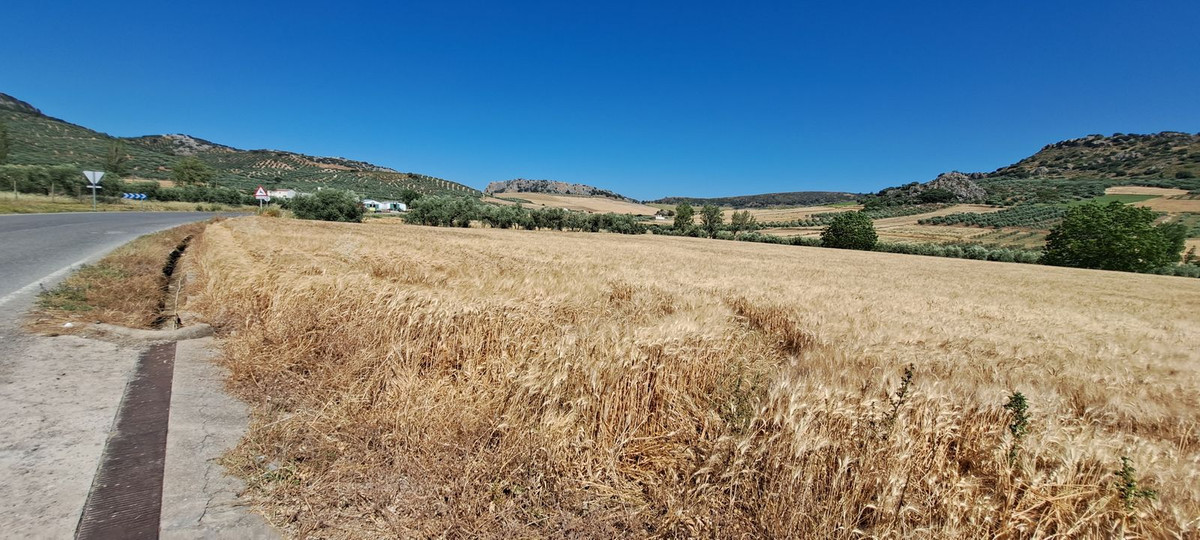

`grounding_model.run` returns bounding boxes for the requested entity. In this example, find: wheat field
[187,217,1200,538]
